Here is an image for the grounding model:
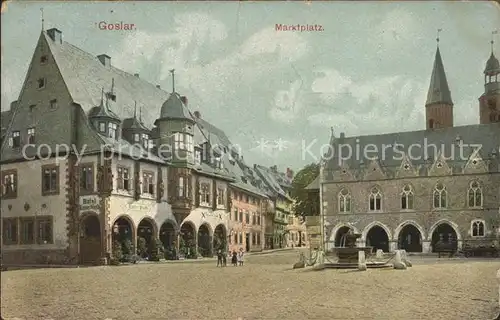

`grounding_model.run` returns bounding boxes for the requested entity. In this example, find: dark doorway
[160,221,176,252]
[366,226,389,252]
[80,214,102,265]
[180,223,196,258]
[198,224,212,257]
[334,226,351,247]
[431,223,458,252]
[137,219,155,259]
[245,233,250,252]
[213,224,226,252]
[112,216,134,257]
[398,224,422,252]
